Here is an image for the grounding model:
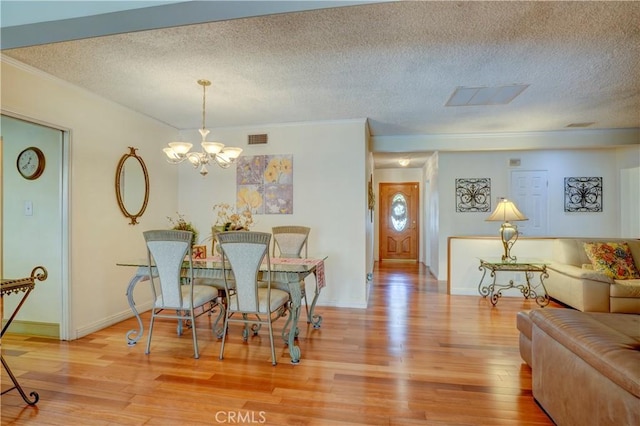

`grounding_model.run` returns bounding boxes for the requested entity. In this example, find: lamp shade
[168,142,193,155]
[486,199,528,222]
